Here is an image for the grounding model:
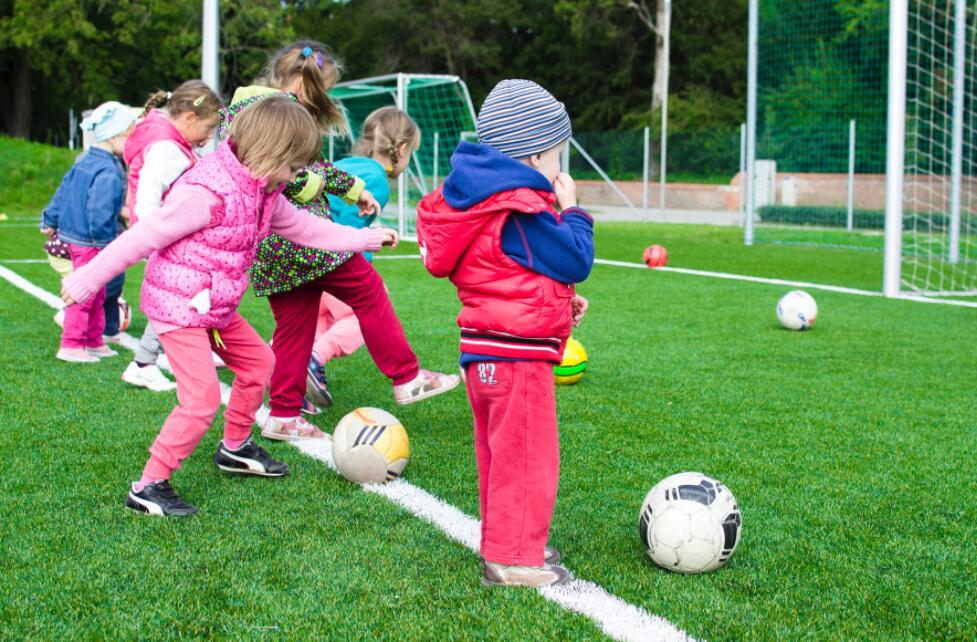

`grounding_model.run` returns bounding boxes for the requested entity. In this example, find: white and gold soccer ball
[776,290,818,331]
[332,407,410,484]
[638,472,742,574]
